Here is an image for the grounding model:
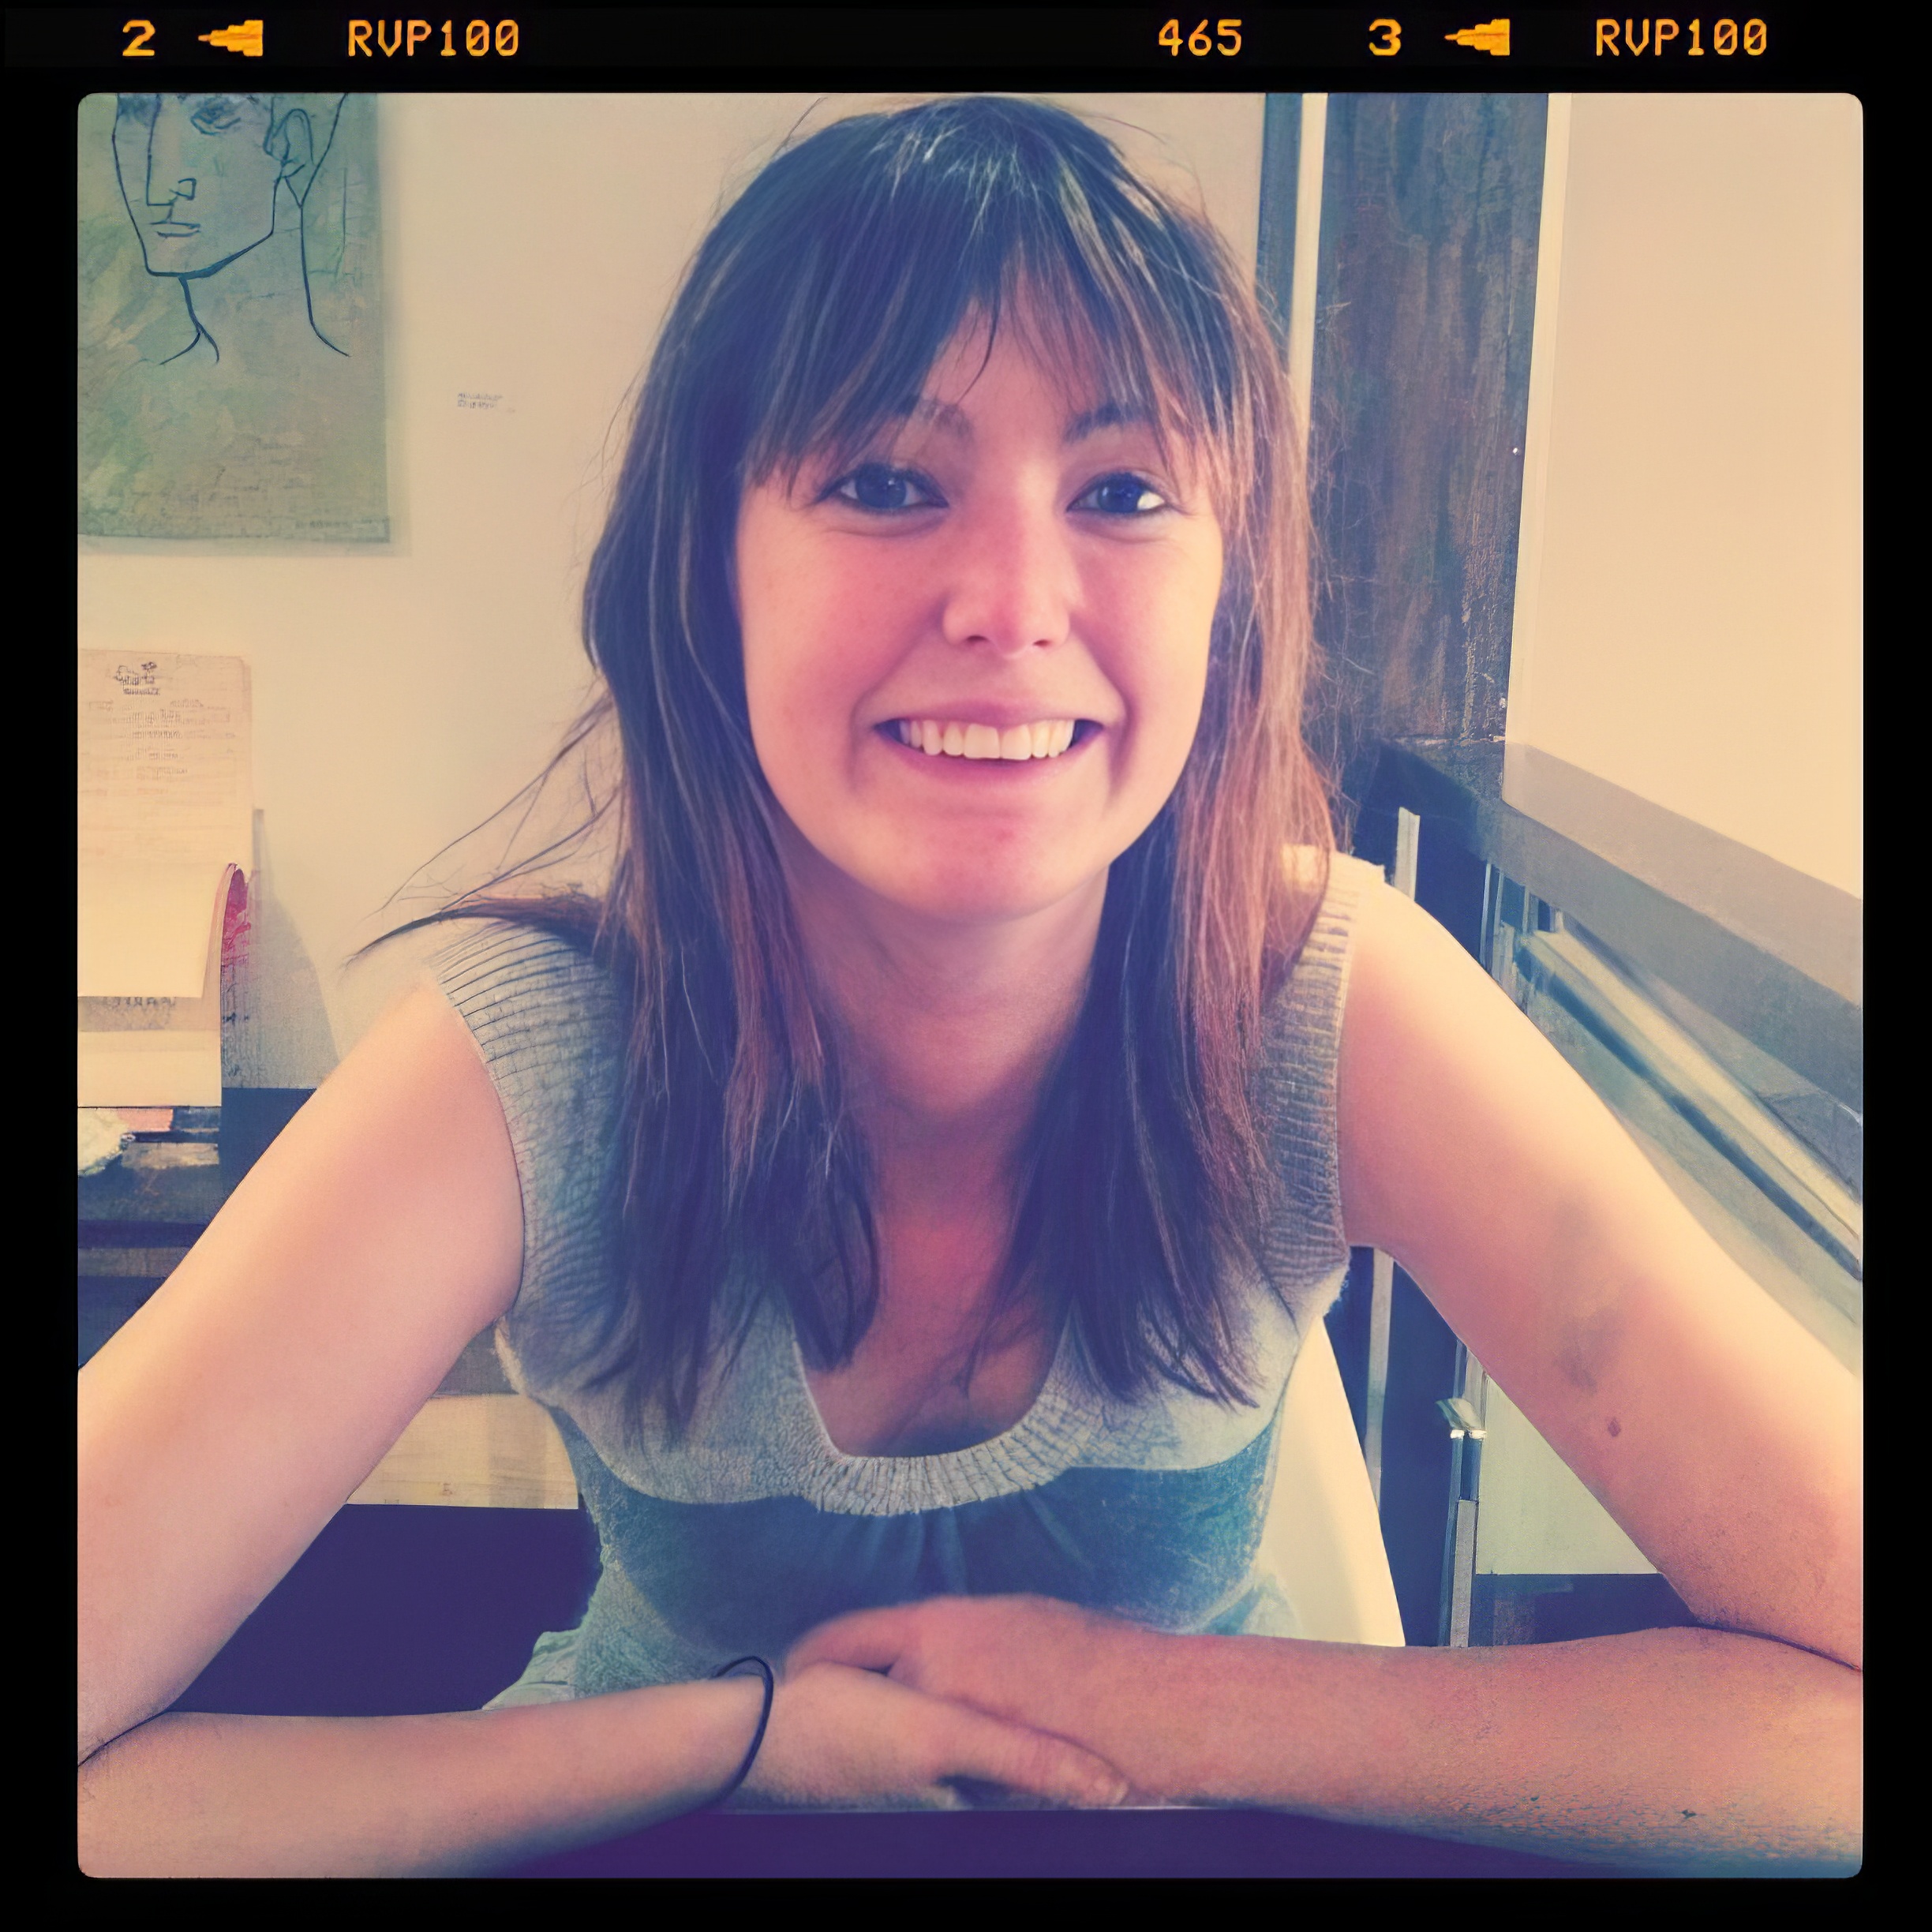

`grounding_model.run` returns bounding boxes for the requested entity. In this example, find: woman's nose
[938,497,1076,657]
